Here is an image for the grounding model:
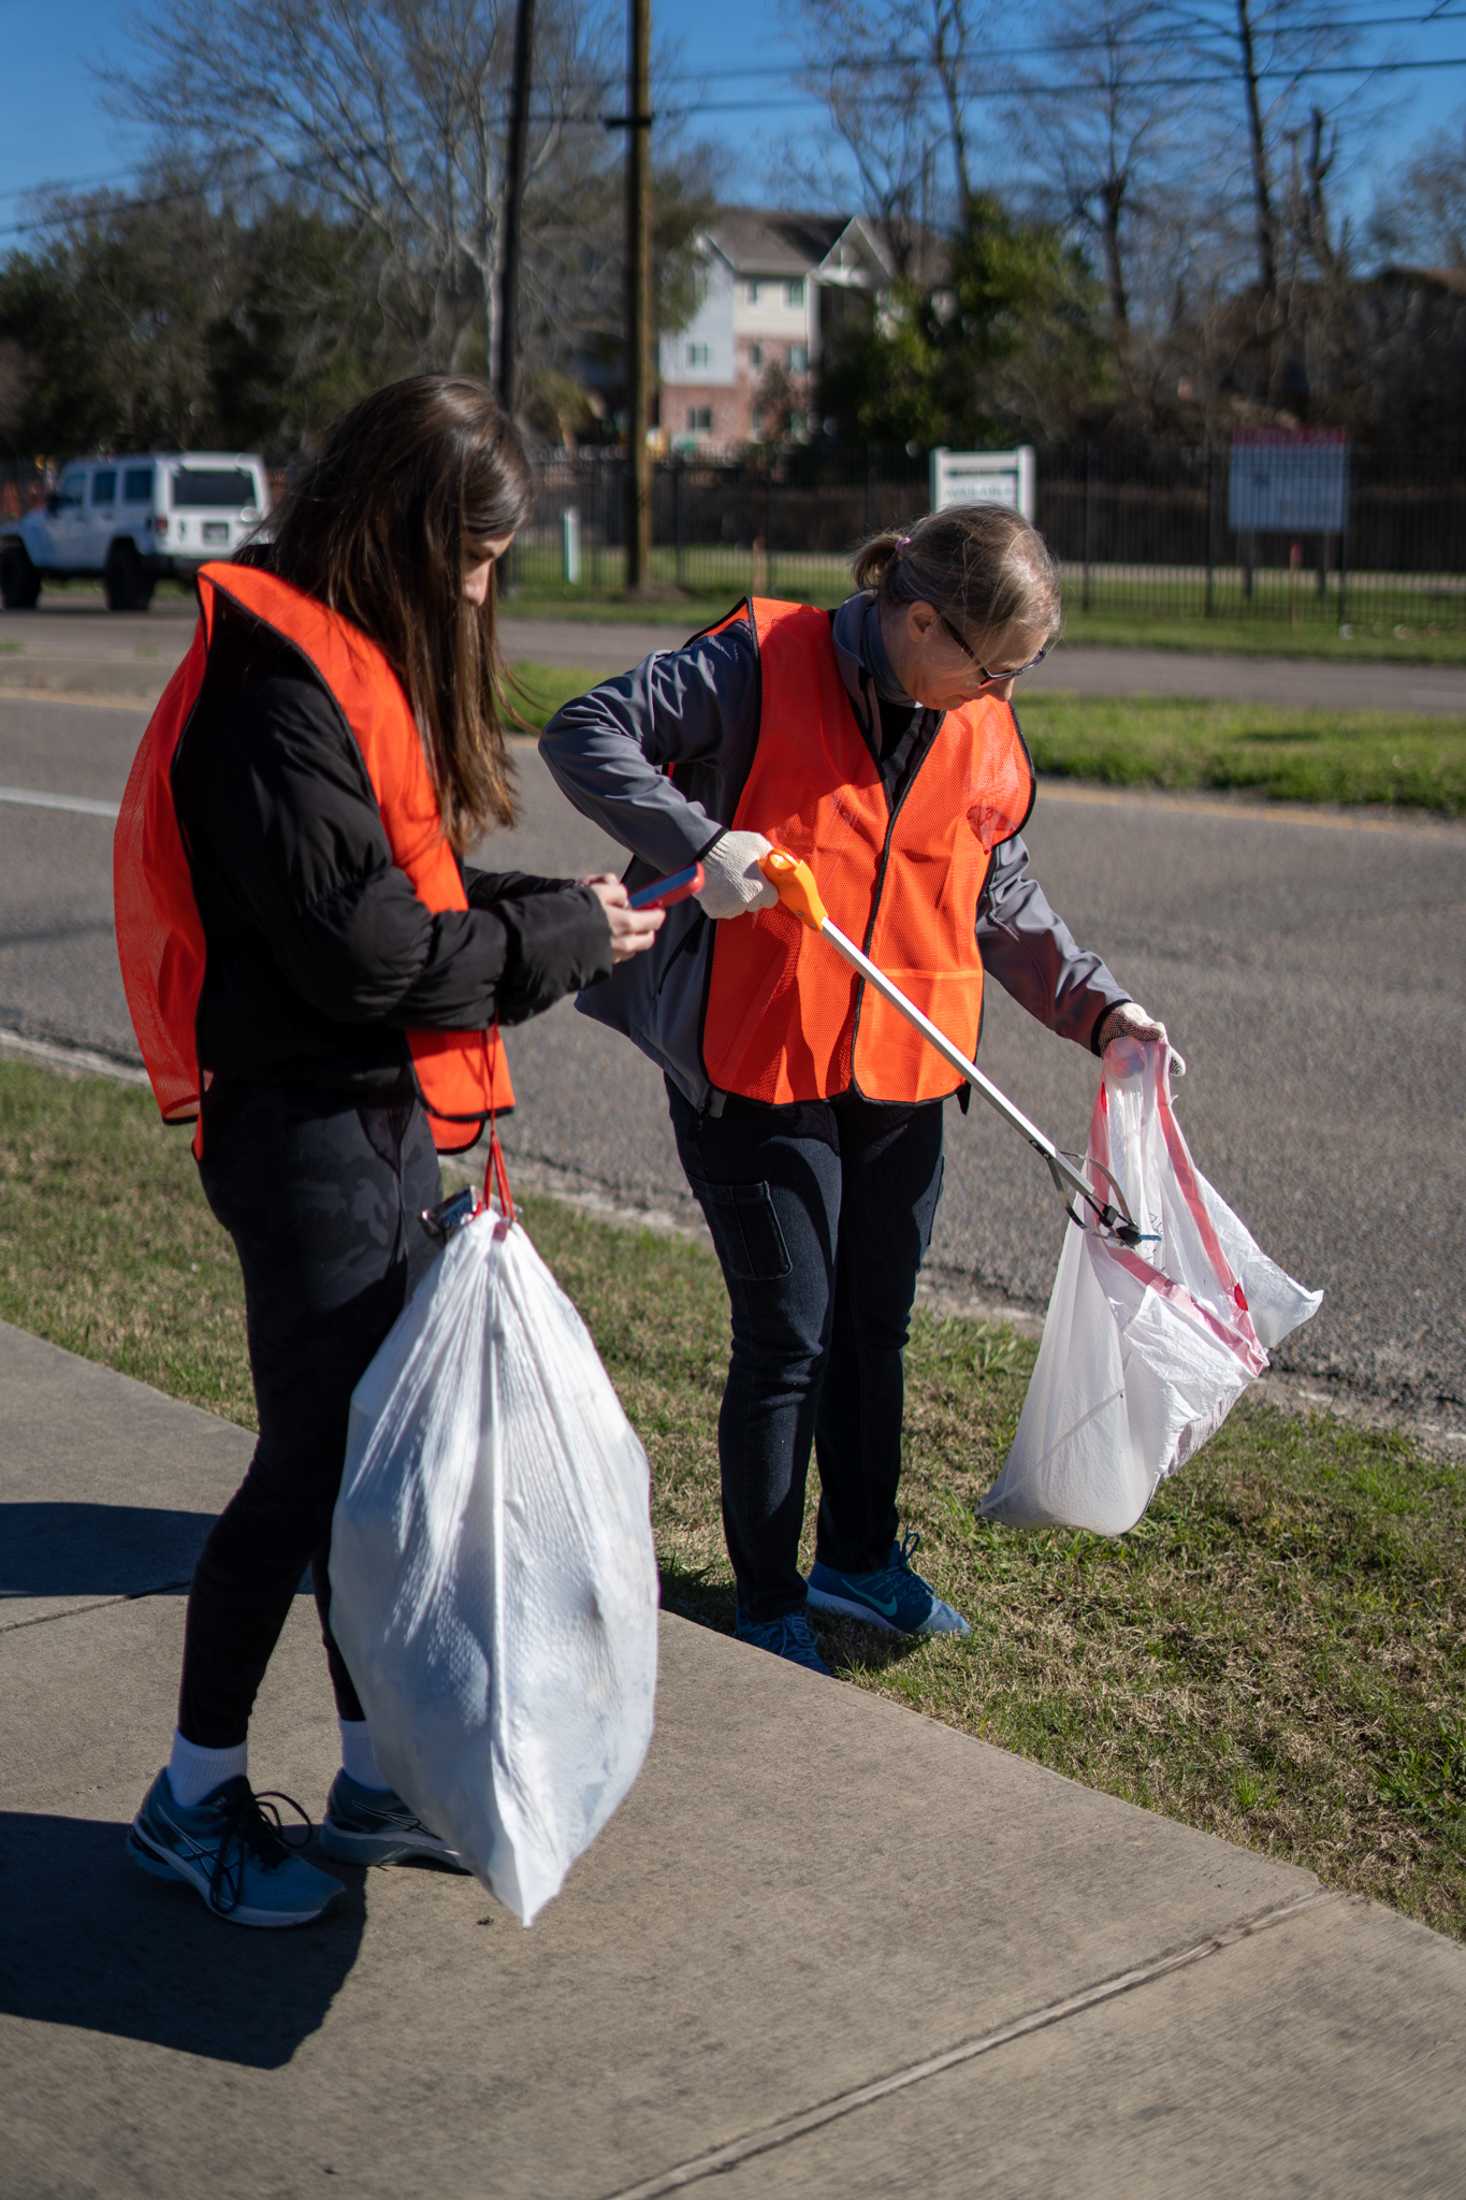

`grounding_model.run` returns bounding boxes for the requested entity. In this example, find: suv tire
[0,541,41,610]
[104,542,154,613]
